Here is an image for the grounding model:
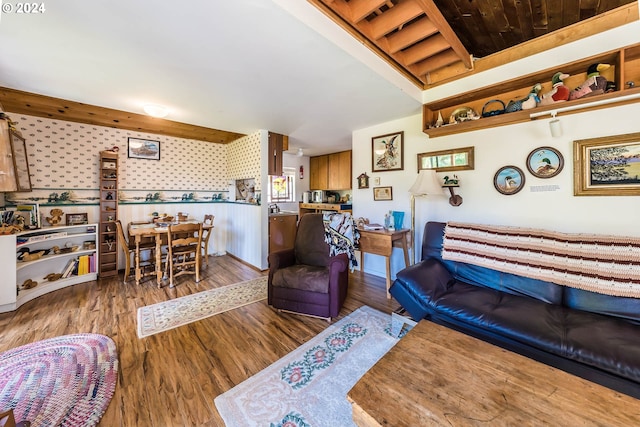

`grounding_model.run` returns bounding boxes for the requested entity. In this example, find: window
[268,167,296,202]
